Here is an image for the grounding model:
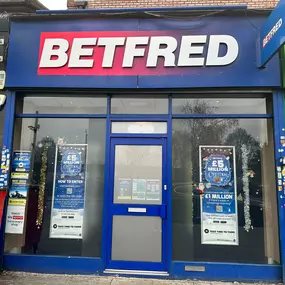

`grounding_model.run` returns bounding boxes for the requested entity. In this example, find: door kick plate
[128,208,147,213]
